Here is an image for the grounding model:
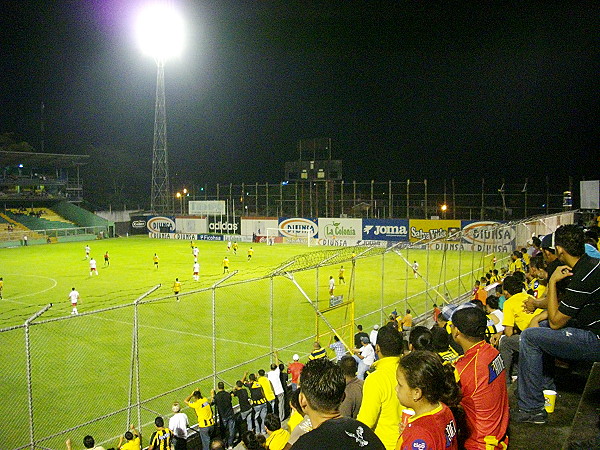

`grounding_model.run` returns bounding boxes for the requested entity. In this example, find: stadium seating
[6,209,77,231]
